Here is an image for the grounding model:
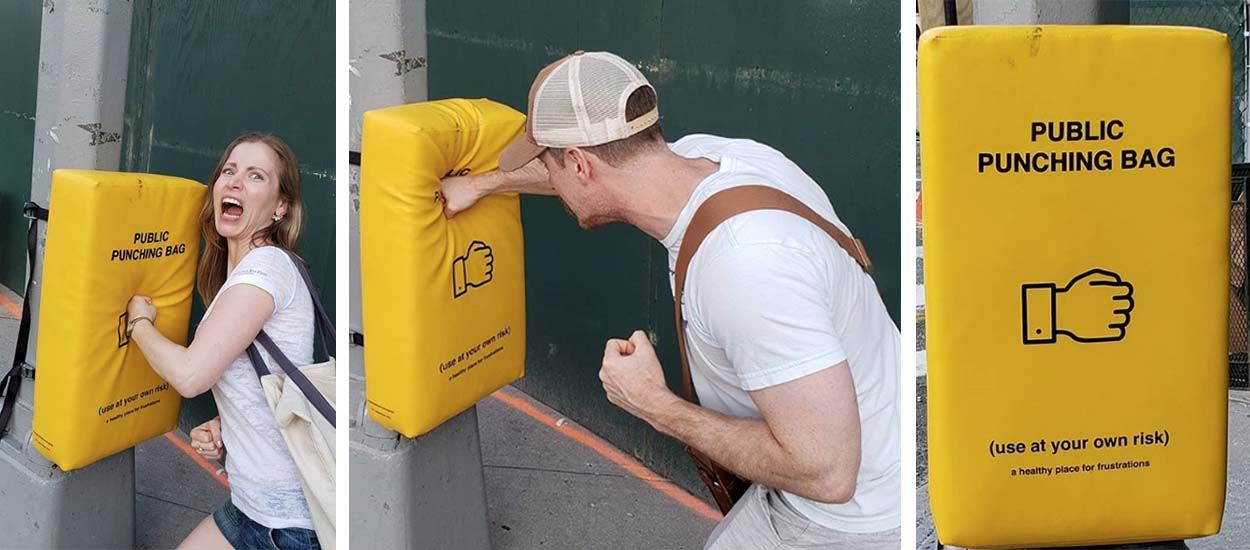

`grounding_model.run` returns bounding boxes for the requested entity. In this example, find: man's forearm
[645,395,853,503]
[479,159,556,196]
[441,159,556,218]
